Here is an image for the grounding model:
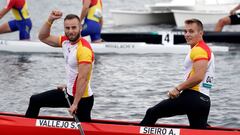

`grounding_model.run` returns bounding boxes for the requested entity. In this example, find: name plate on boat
[36,119,79,129]
[105,43,136,49]
[140,127,180,135]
